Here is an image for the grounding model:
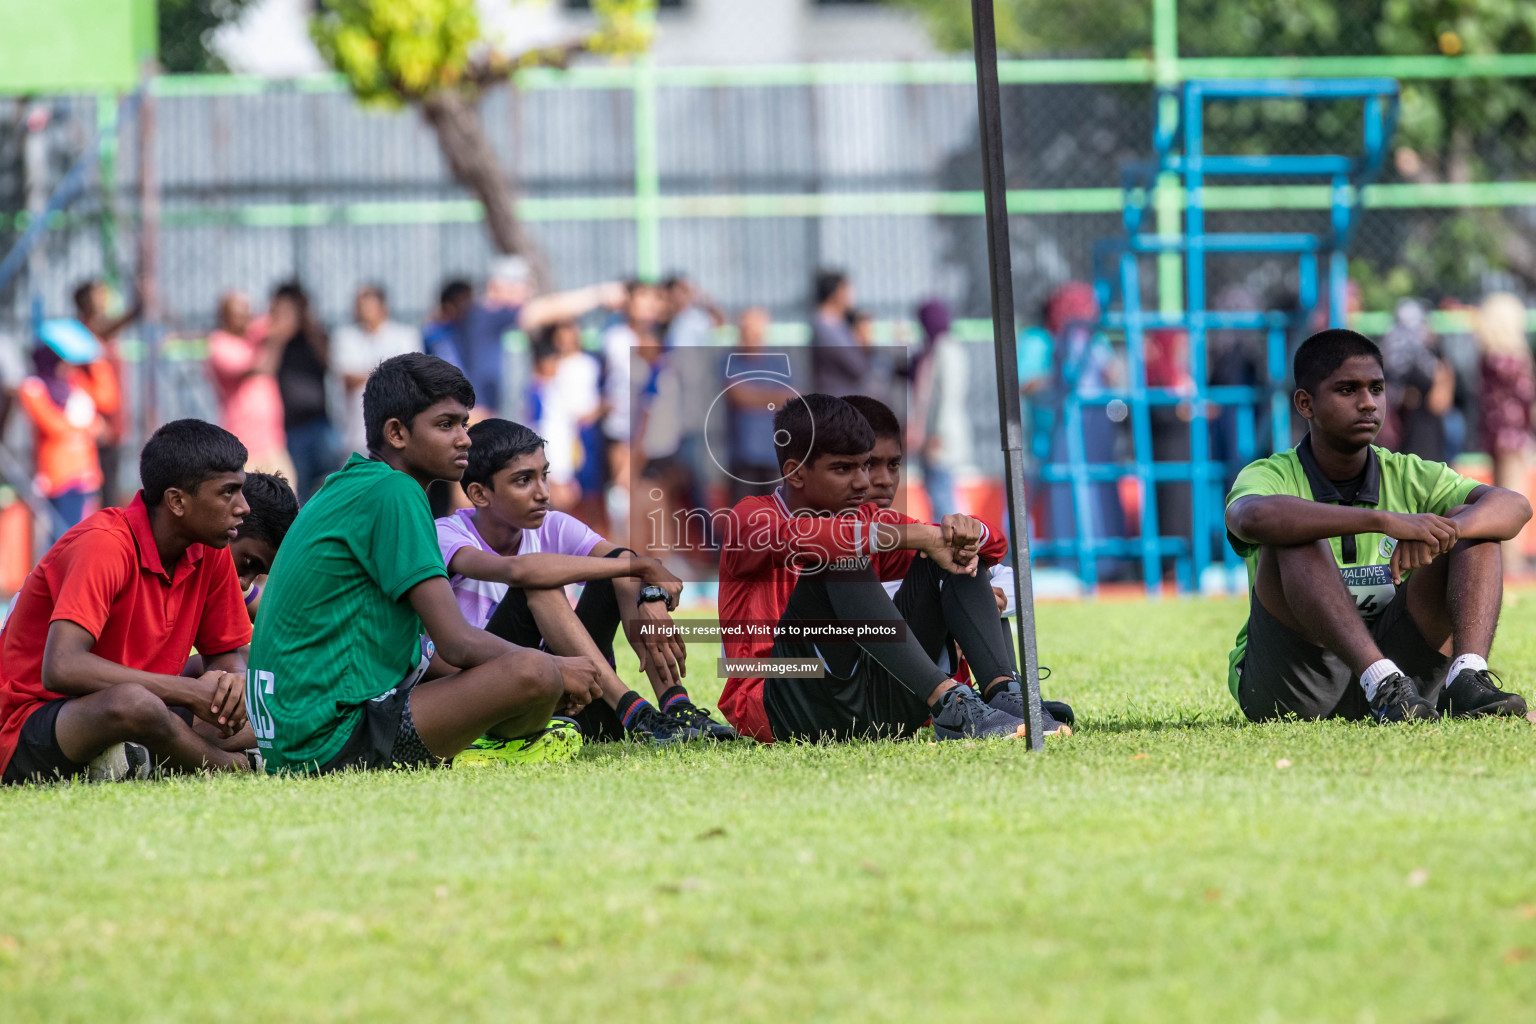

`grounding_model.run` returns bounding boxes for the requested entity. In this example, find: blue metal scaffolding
[1036,78,1401,594]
